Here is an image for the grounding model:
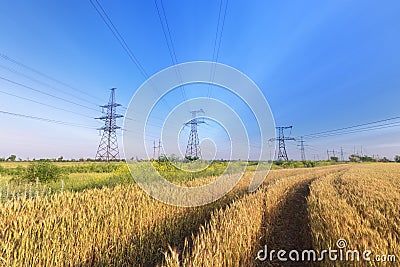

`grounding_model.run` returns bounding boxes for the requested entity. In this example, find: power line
[89,0,149,79]
[208,0,229,98]
[90,0,174,112]
[303,116,400,139]
[211,0,224,64]
[305,121,400,139]
[0,110,96,129]
[214,0,228,63]
[154,0,187,101]
[158,0,178,65]
[0,63,100,107]
[0,52,102,102]
[0,75,99,113]
[0,90,94,118]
